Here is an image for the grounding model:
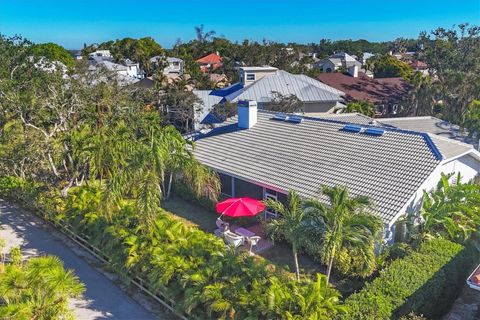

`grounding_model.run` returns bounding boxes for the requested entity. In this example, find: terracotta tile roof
[317,72,411,105]
[196,53,222,64]
[410,60,428,69]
